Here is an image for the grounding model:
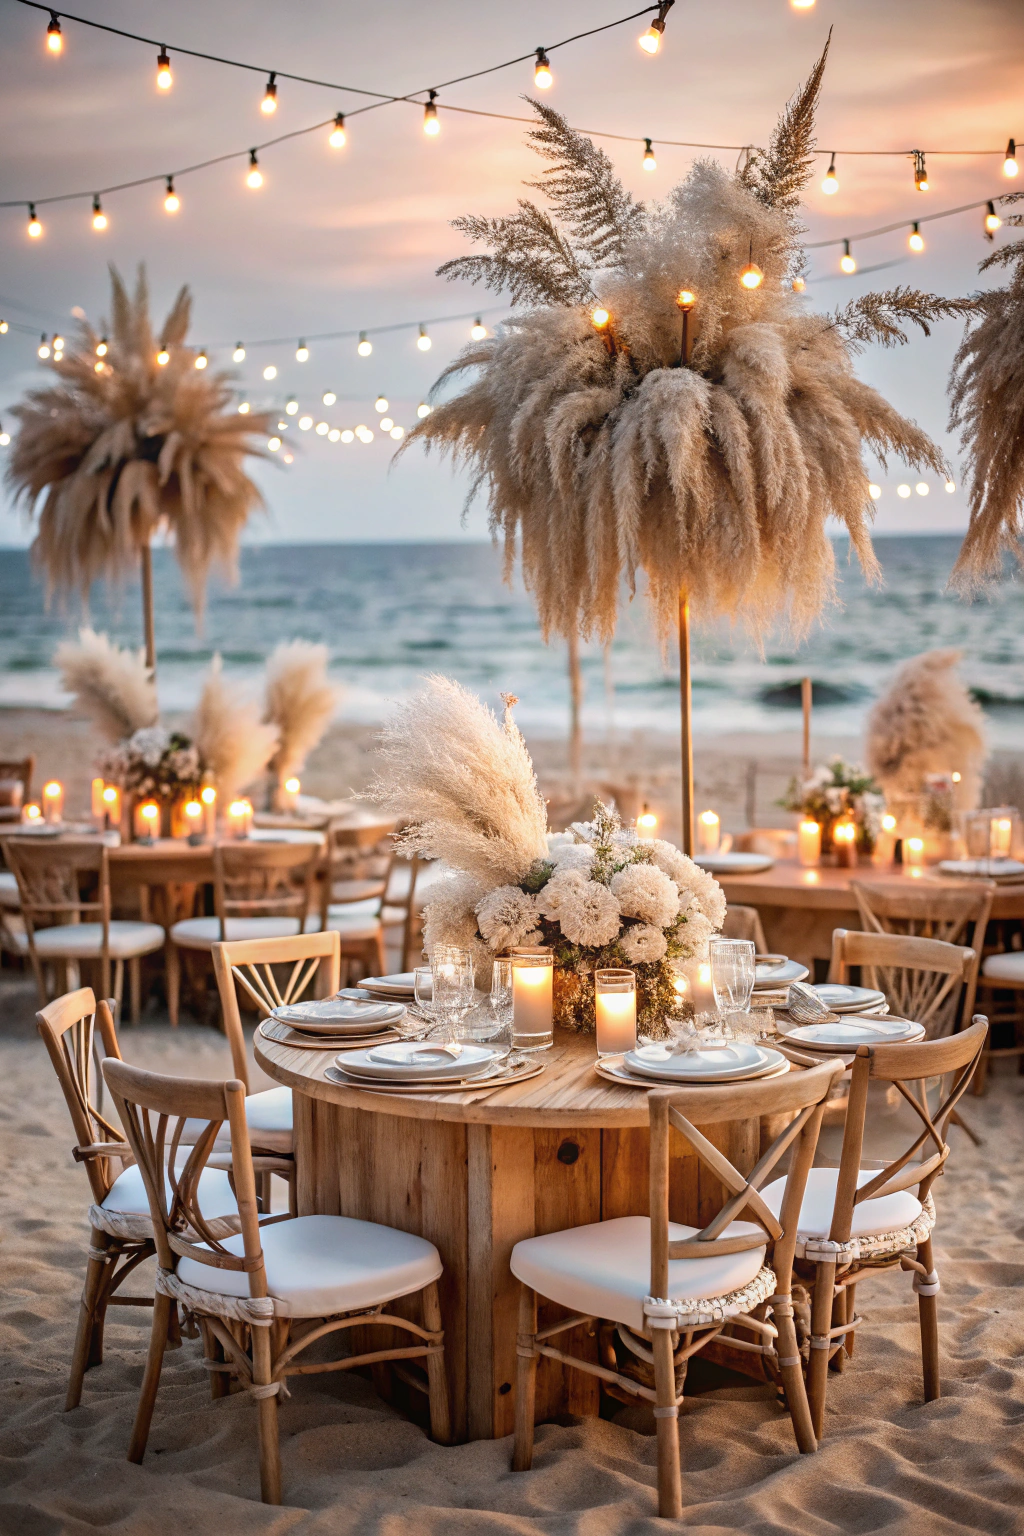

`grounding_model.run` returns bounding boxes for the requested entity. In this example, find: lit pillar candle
[636,804,658,840]
[183,797,204,844]
[91,777,106,821]
[134,799,160,843]
[833,817,856,868]
[905,835,925,869]
[873,812,897,865]
[22,802,41,823]
[42,780,63,824]
[282,776,301,812]
[201,784,217,838]
[510,947,554,1051]
[101,784,120,831]
[697,810,721,853]
[991,816,1013,858]
[594,968,637,1057]
[797,819,821,867]
[227,798,253,839]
